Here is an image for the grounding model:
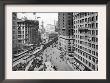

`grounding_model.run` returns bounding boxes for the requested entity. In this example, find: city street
[12,12,98,71]
[43,46,73,71]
